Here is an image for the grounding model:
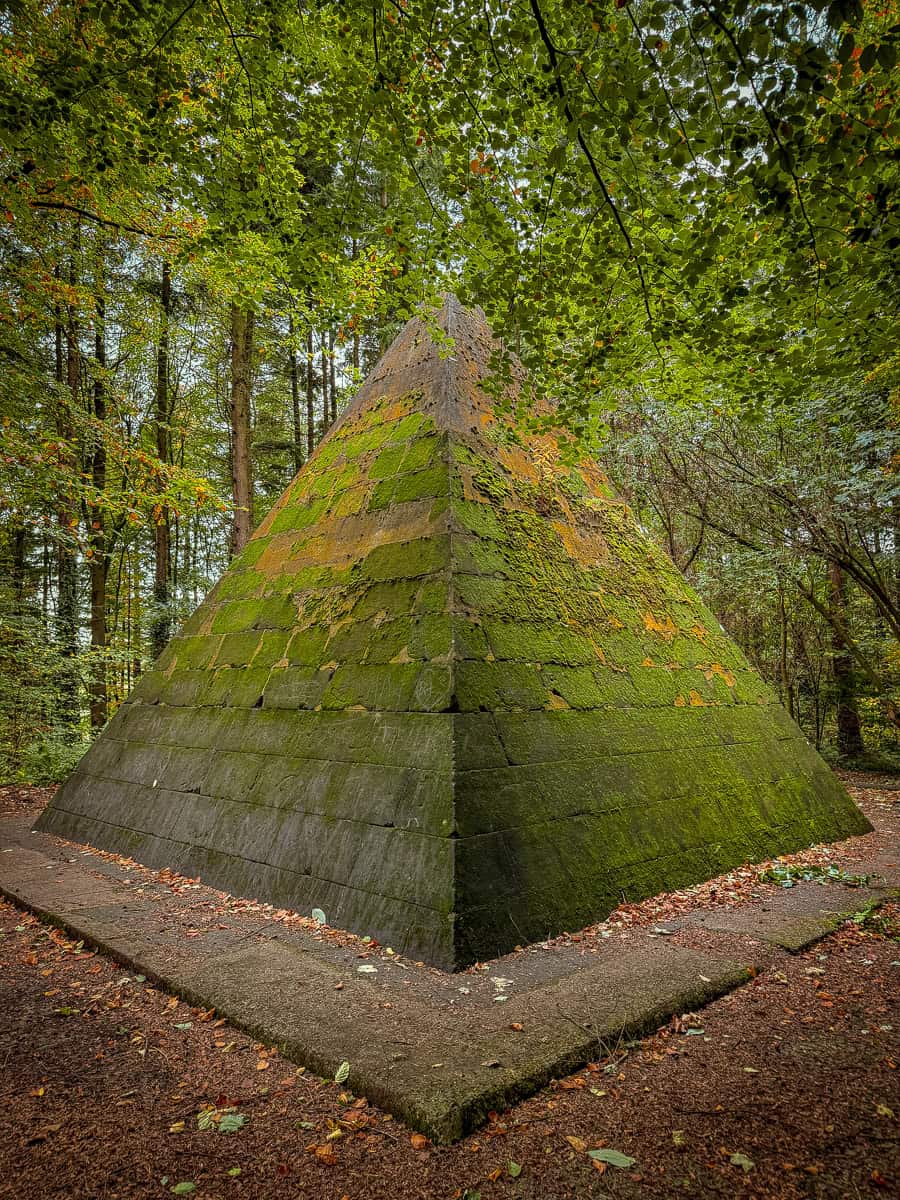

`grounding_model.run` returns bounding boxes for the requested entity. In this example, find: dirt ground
[0,772,897,1200]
